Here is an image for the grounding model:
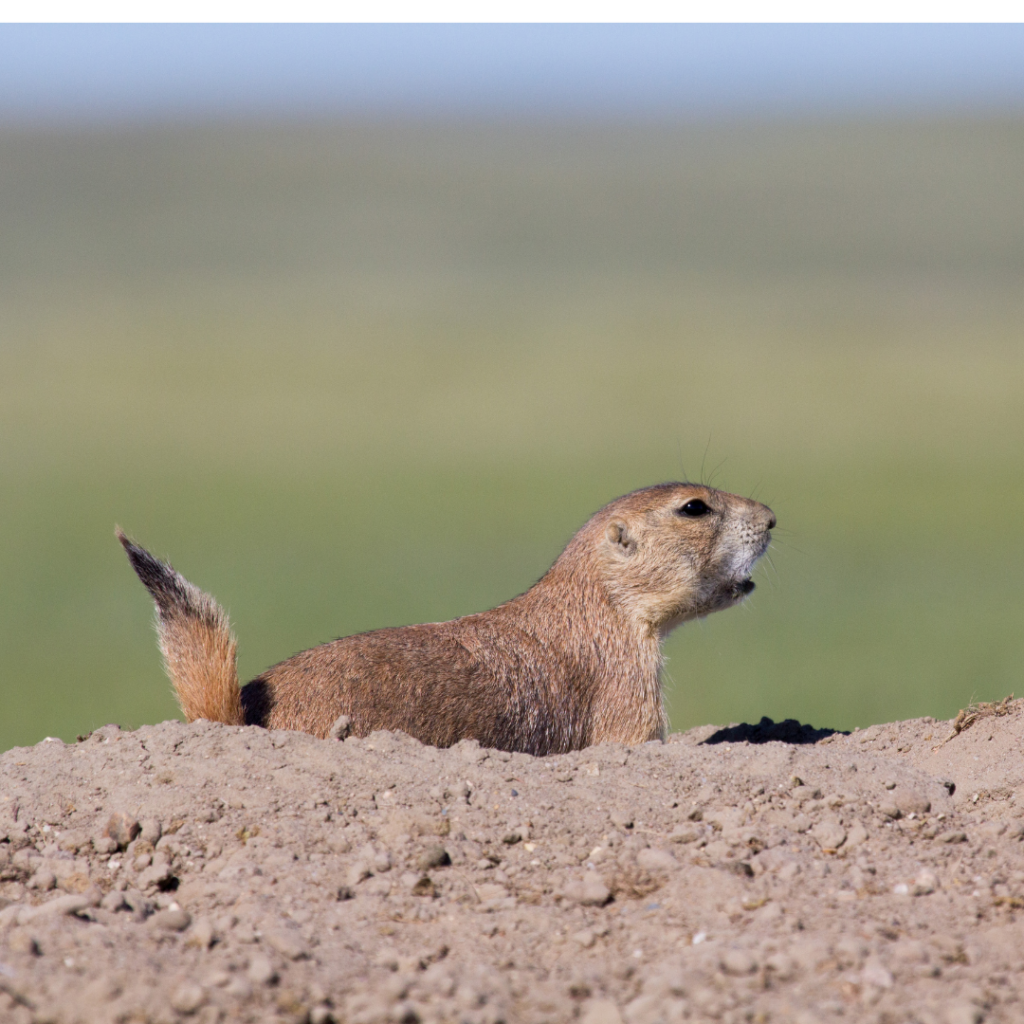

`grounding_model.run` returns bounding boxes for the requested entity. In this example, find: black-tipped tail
[116,528,190,620]
[117,527,243,726]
